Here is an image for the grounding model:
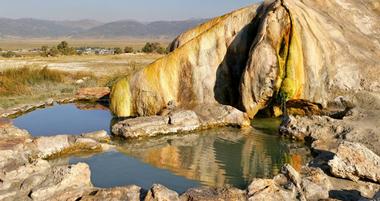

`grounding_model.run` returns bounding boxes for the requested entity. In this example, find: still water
[12,103,309,192]
[13,103,113,136]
